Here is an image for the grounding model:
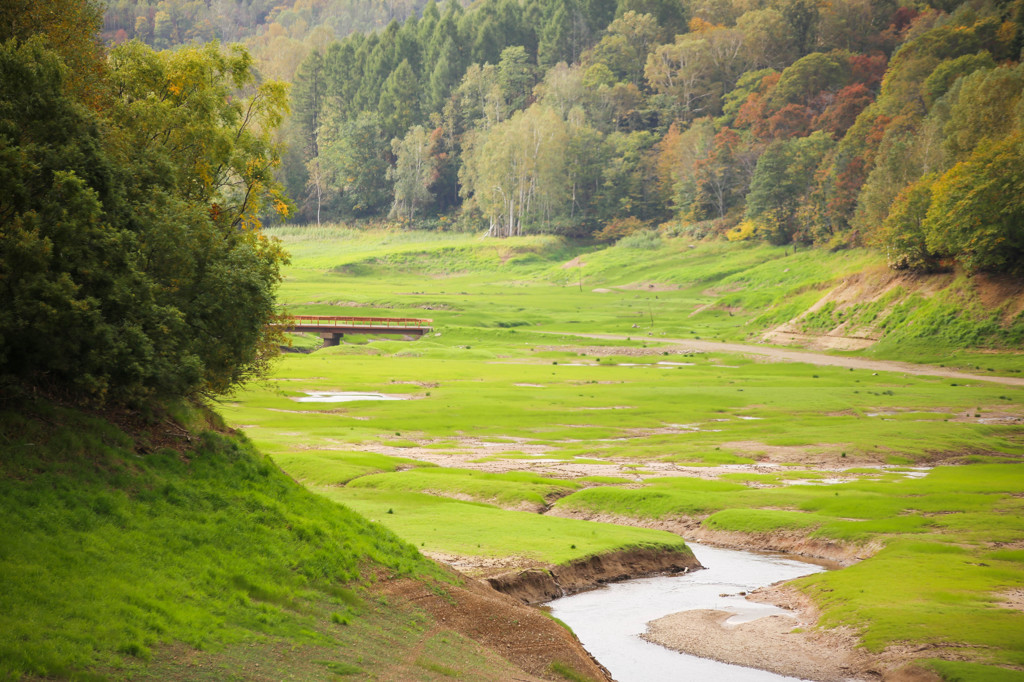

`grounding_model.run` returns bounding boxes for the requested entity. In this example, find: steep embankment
[758,266,1024,360]
[0,399,606,681]
[486,546,702,605]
